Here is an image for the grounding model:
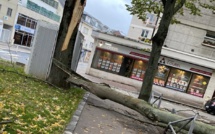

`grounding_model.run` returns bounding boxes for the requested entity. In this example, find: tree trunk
[47,0,86,88]
[67,74,215,134]
[138,0,177,101]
